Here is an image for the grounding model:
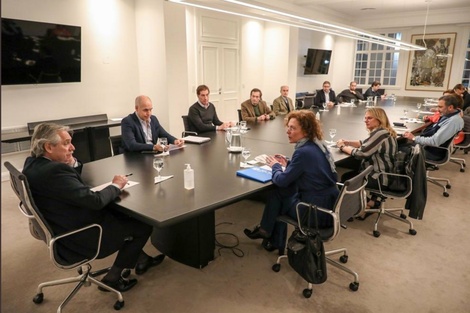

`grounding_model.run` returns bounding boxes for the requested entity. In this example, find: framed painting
[405,33,456,92]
